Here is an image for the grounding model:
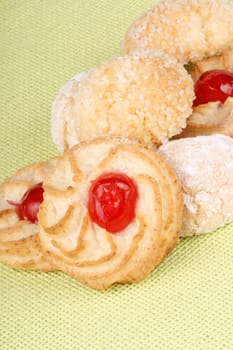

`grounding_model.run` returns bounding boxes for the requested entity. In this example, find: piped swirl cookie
[51,51,194,153]
[178,48,233,138]
[0,159,58,271]
[159,135,233,236]
[38,139,183,289]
